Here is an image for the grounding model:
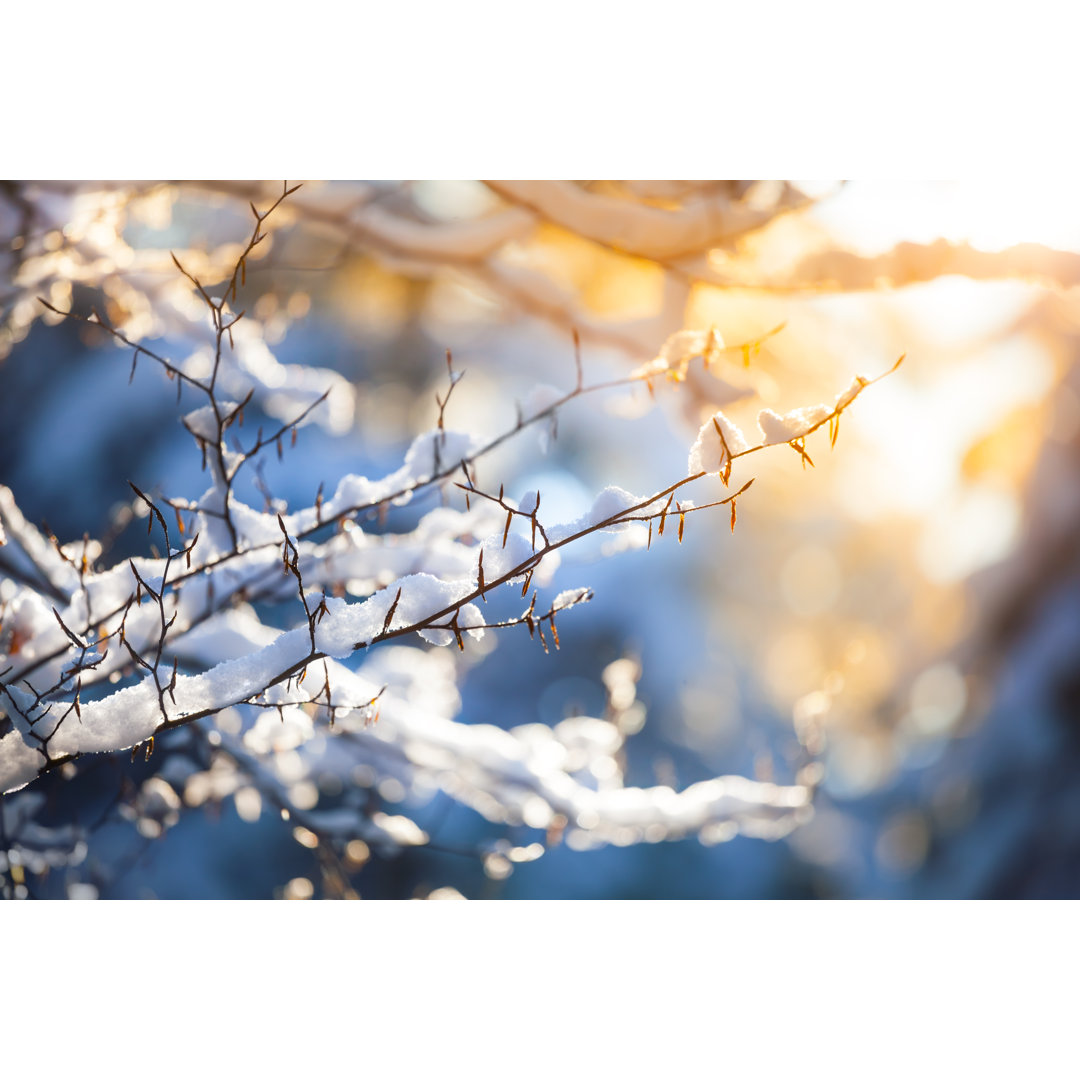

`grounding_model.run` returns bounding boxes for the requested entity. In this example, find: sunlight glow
[813,180,1080,255]
[840,333,1054,520]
